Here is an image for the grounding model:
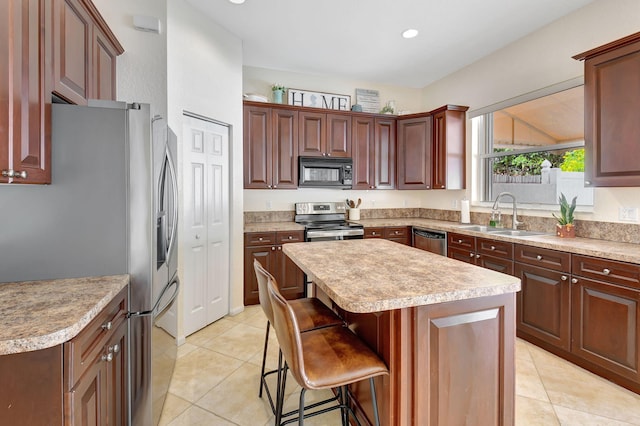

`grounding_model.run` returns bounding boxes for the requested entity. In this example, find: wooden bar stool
[253,260,344,414]
[266,273,389,426]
